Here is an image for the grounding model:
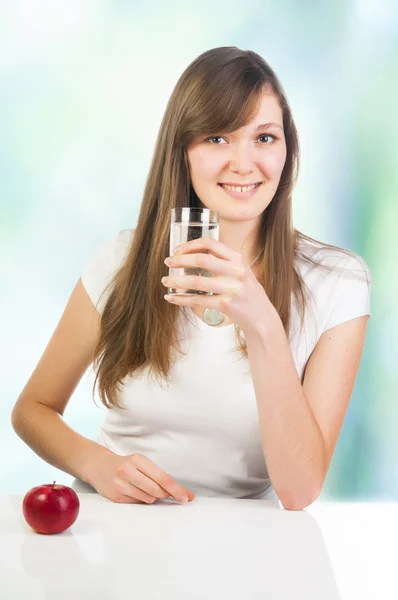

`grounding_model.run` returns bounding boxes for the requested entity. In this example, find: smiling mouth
[218,182,262,193]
